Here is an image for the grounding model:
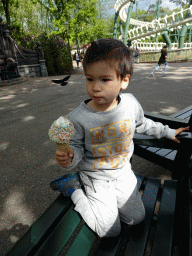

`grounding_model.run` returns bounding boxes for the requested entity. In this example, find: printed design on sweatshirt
[90,120,132,169]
